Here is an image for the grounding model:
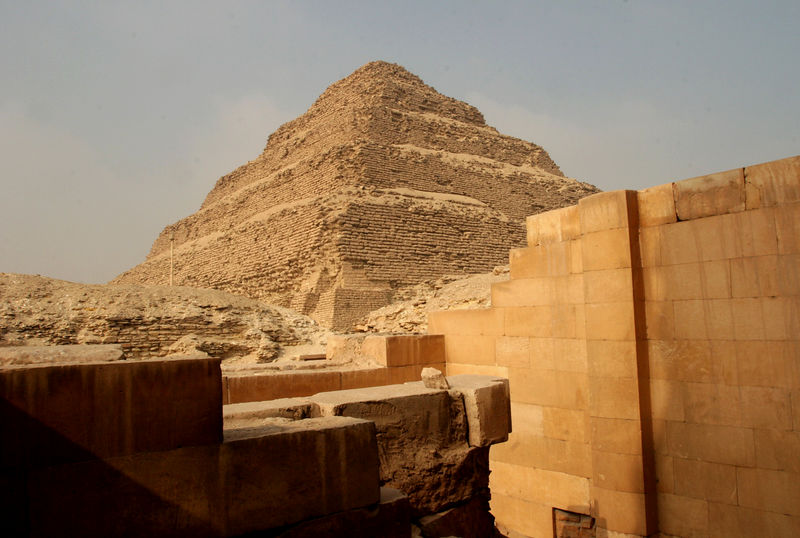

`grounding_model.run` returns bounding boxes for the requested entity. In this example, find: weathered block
[638,182,677,227]
[223,397,316,429]
[24,416,379,537]
[674,167,745,220]
[0,357,222,469]
[526,204,580,246]
[0,344,125,366]
[225,370,342,404]
[591,450,645,494]
[446,374,511,447]
[310,383,485,516]
[578,190,634,233]
[275,487,411,538]
[656,492,709,538]
[590,486,650,536]
[744,154,800,209]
